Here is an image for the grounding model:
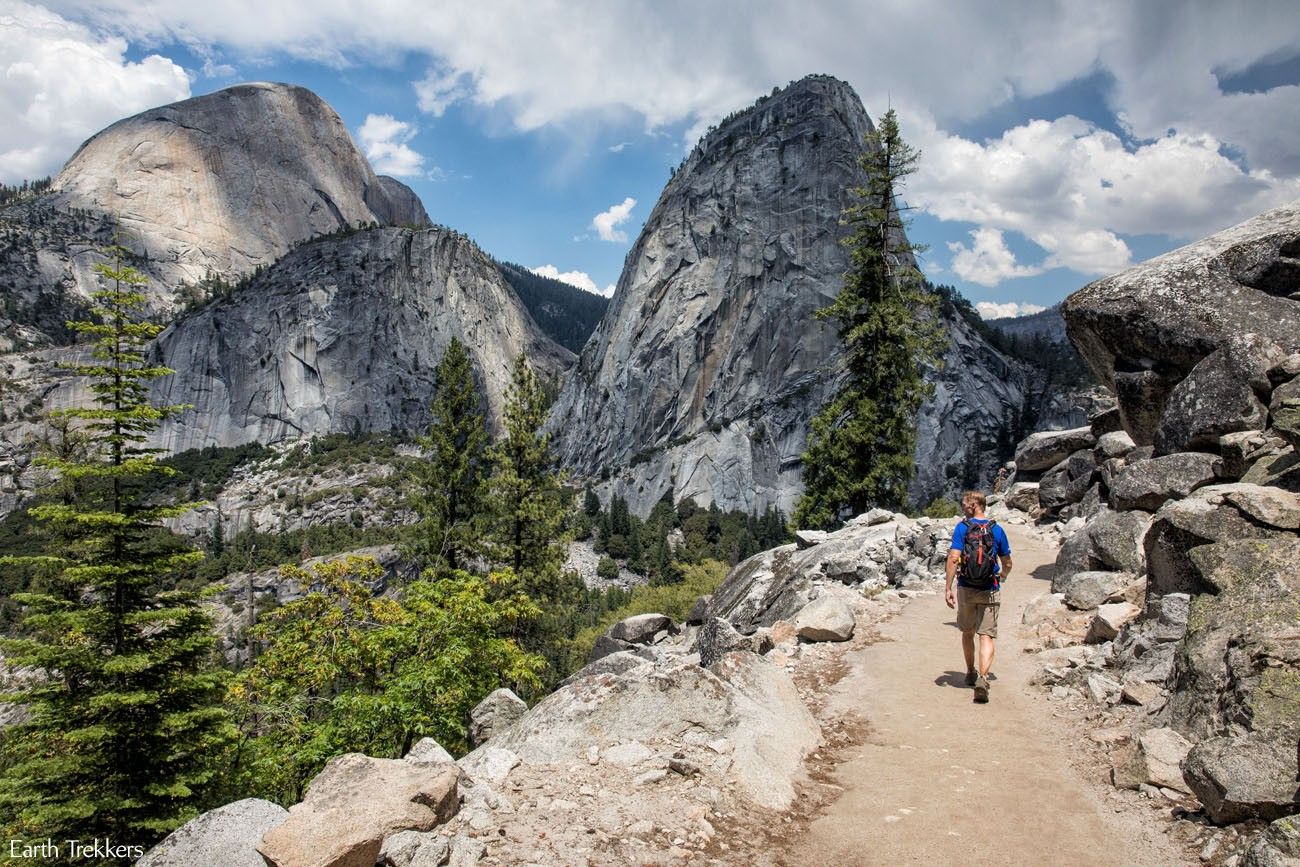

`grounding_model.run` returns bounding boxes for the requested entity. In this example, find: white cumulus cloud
[975,301,1047,320]
[947,228,1045,286]
[356,113,424,178]
[0,1,190,183]
[531,264,614,297]
[591,197,636,243]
